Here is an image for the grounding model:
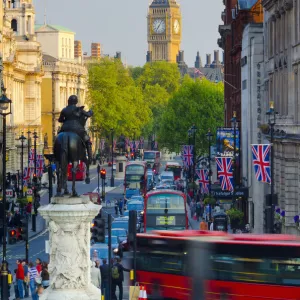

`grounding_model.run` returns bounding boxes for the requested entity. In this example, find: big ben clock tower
[147,0,182,63]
